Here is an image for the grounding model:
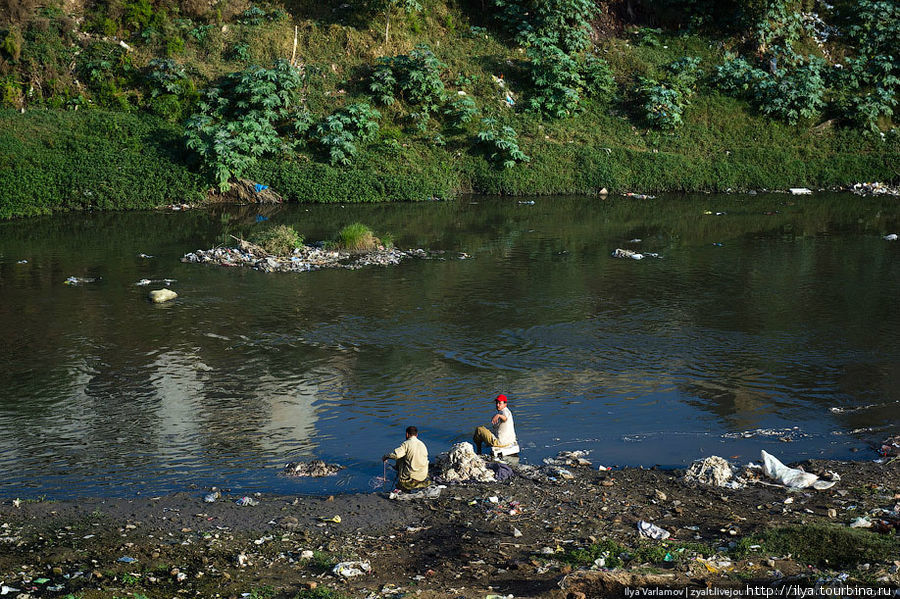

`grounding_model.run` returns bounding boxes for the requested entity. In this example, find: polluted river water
[0,193,898,499]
